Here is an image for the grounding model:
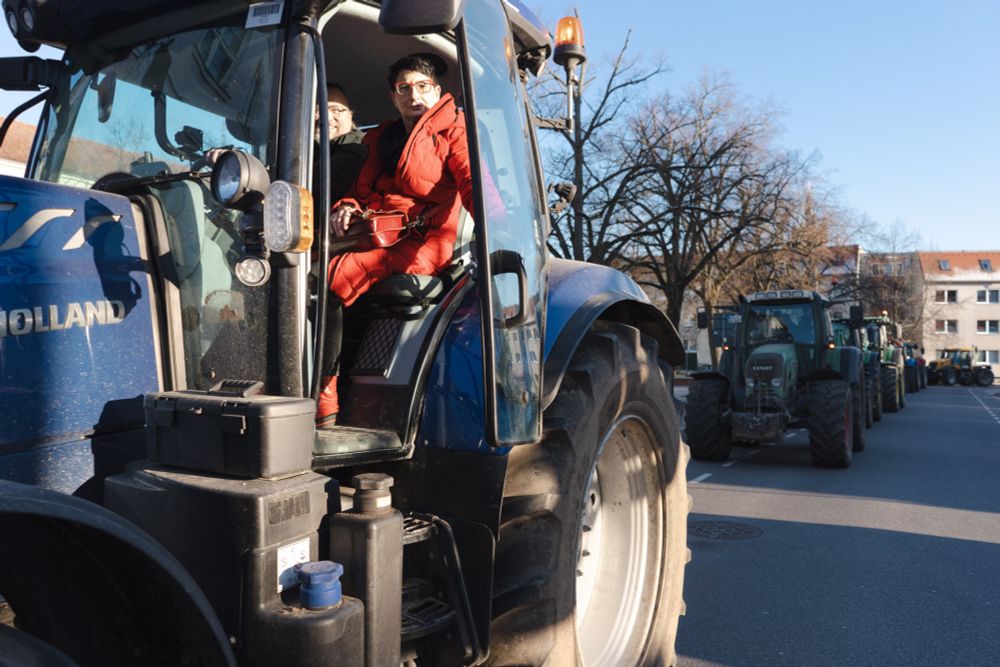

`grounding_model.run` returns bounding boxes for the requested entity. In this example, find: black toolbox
[145,380,315,480]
